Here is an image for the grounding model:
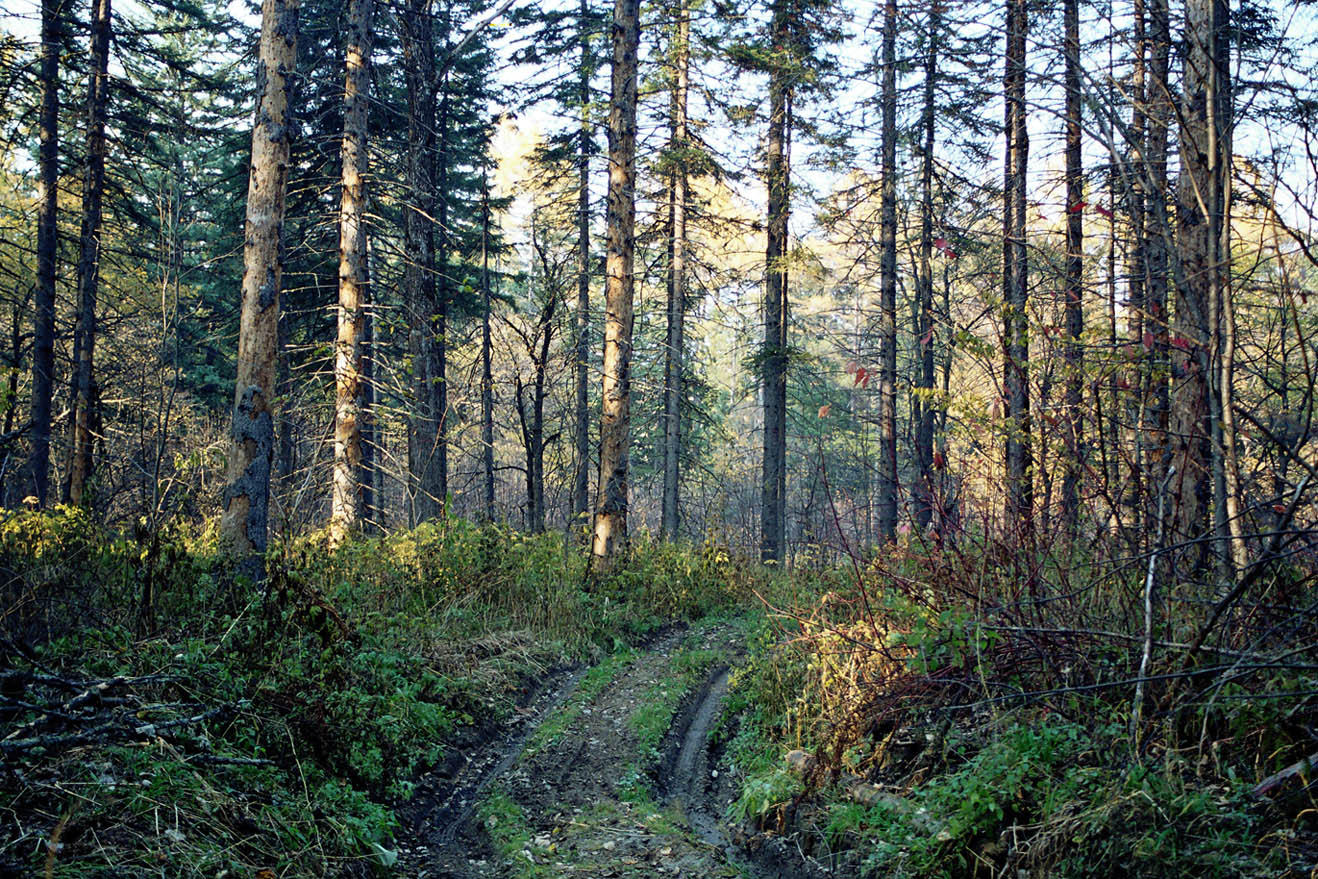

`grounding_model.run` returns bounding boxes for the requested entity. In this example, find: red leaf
[933,450,946,470]
[1273,503,1288,515]
[1069,201,1087,213]
[920,328,934,347]
[854,366,867,387]
[933,237,957,258]
[1142,331,1155,350]
[861,371,871,388]
[1095,204,1114,219]
[1171,334,1193,351]
[1118,376,1132,390]
[818,403,831,419]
